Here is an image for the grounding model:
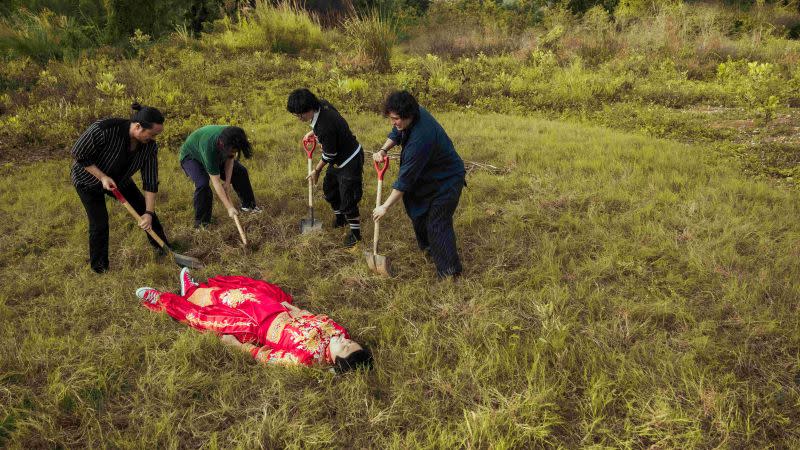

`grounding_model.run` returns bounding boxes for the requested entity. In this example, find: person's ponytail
[130,102,165,129]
